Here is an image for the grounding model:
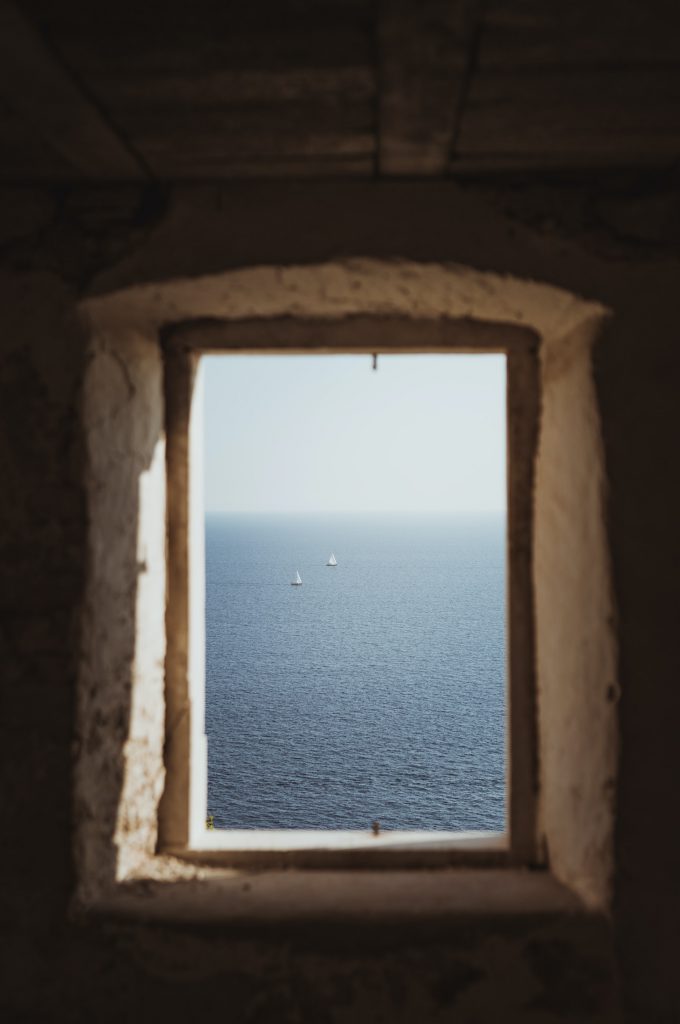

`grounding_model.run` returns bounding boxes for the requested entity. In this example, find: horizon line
[204,508,506,516]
